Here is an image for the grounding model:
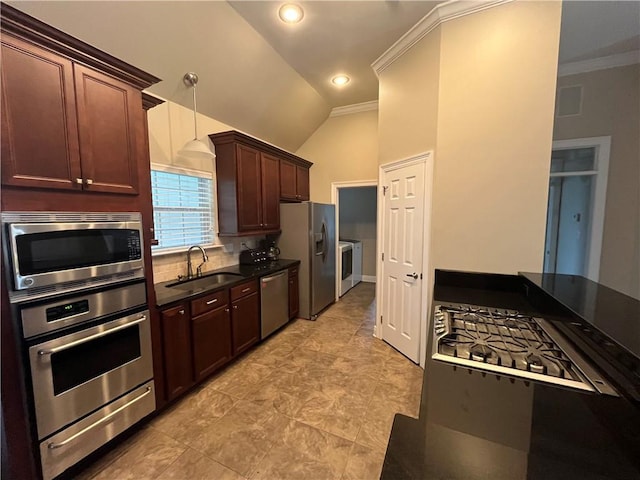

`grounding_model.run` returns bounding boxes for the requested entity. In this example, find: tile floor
[77,283,423,480]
